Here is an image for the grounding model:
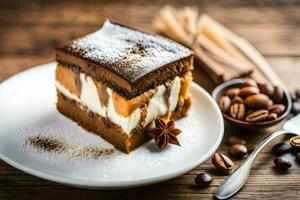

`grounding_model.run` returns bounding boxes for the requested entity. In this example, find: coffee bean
[228,144,248,159]
[274,157,292,170]
[268,104,286,116]
[243,79,257,87]
[291,102,300,115]
[238,86,260,98]
[267,113,277,121]
[227,136,246,145]
[219,96,231,113]
[290,92,297,102]
[194,173,213,187]
[272,143,291,155]
[267,100,273,107]
[290,136,300,149]
[245,94,270,109]
[247,109,254,115]
[230,103,246,120]
[232,96,244,104]
[291,147,300,154]
[296,153,300,163]
[258,83,274,97]
[245,109,269,122]
[212,153,234,174]
[243,79,258,87]
[272,86,284,103]
[225,88,240,98]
